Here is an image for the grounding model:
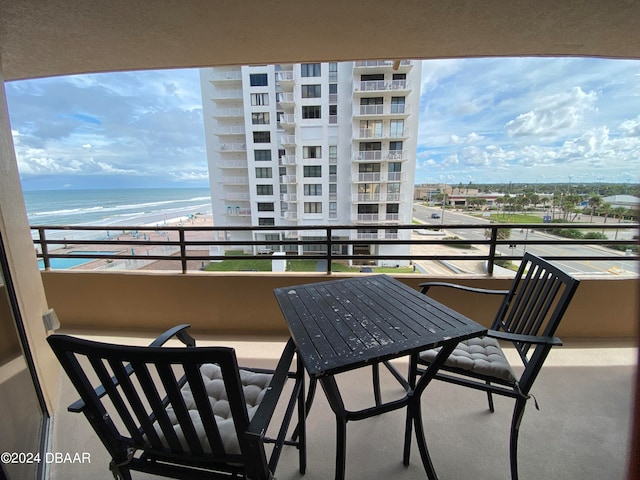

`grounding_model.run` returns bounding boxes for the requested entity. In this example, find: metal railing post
[179,228,187,274]
[326,226,333,275]
[486,225,498,277]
